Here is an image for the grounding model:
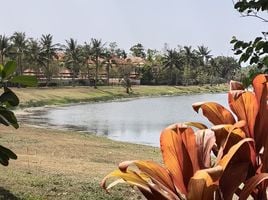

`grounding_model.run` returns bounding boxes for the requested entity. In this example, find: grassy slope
[0,85,228,199]
[0,126,161,199]
[13,85,228,108]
